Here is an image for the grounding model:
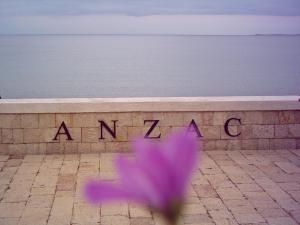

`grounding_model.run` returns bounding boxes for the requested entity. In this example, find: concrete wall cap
[0,96,299,113]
